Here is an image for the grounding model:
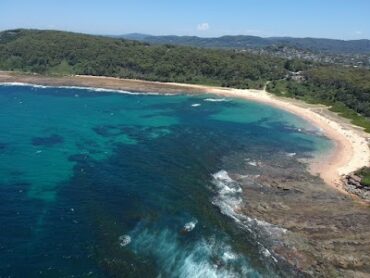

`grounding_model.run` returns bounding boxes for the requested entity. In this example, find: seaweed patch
[31,134,64,147]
